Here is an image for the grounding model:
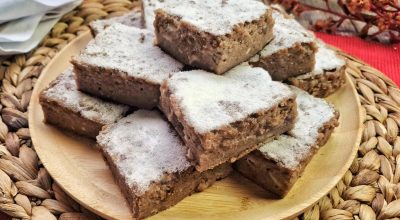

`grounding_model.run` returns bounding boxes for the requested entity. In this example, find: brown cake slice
[72,23,184,109]
[159,63,297,172]
[249,10,317,81]
[234,87,339,197]
[286,40,346,98]
[154,0,274,74]
[97,110,232,219]
[89,9,143,36]
[39,68,130,138]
